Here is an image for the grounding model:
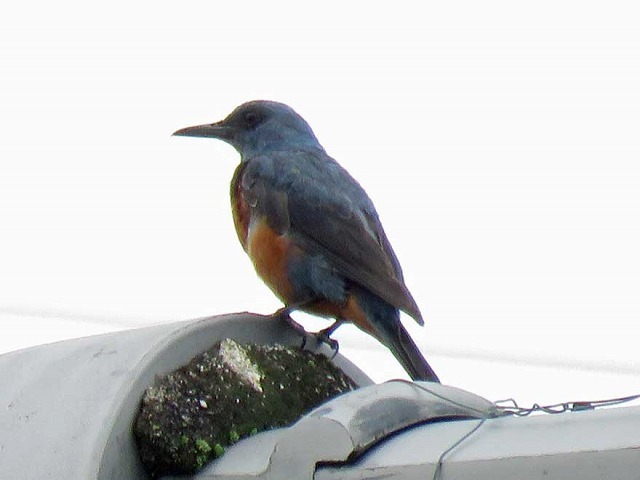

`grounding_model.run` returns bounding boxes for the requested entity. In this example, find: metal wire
[387,379,495,417]
[493,393,640,417]
[432,418,487,480]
